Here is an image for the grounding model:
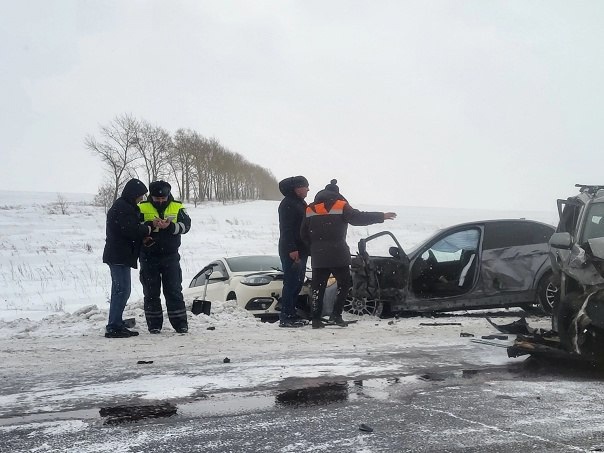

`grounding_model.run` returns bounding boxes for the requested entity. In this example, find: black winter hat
[292,175,309,188]
[324,179,339,193]
[149,180,171,197]
[121,178,148,201]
